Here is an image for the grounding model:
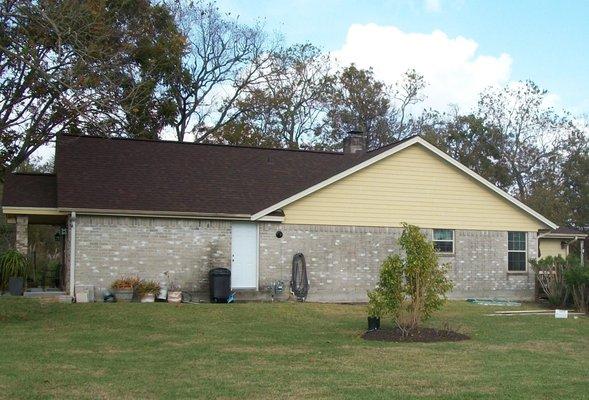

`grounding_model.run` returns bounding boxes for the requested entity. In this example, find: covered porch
[2,173,72,298]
